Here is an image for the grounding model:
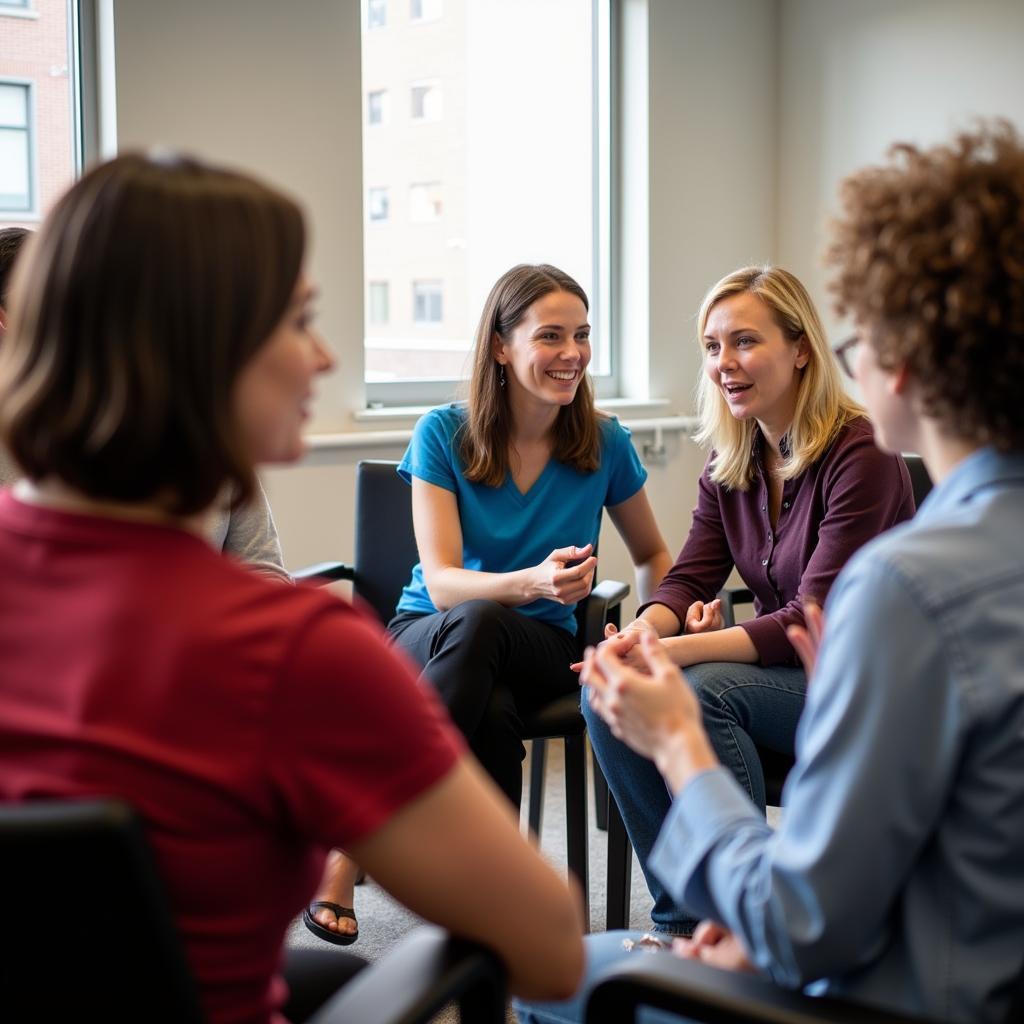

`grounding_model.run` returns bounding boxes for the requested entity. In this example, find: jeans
[584,660,806,931]
[513,930,687,1024]
[389,600,578,807]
